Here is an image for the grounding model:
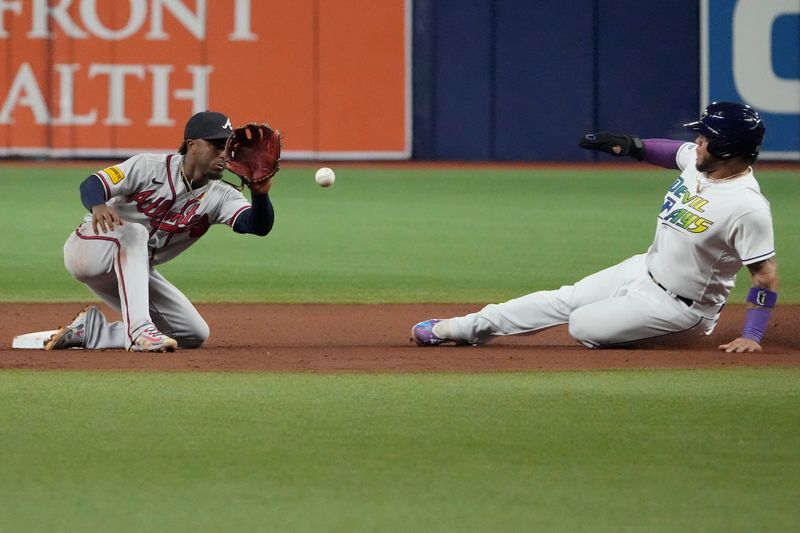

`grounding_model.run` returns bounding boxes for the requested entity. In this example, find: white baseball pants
[446,254,716,347]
